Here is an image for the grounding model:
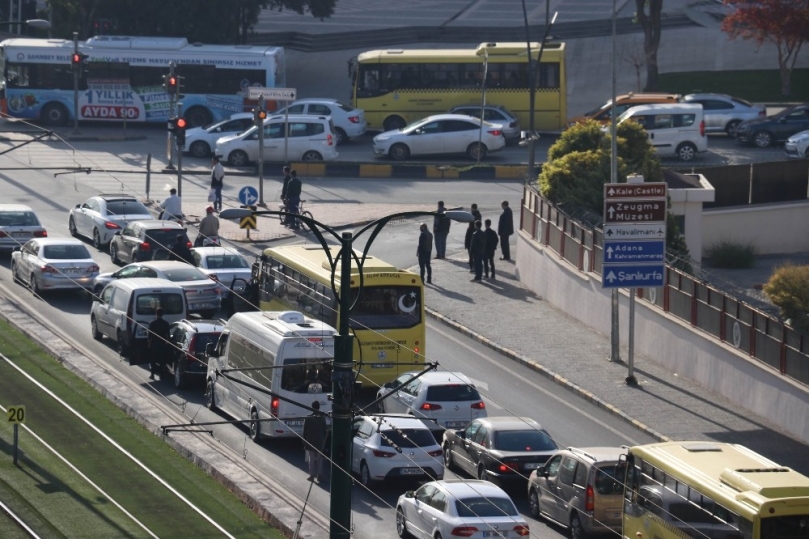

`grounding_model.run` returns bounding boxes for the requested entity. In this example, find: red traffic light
[71,53,82,65]
[175,117,188,129]
[168,76,177,86]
